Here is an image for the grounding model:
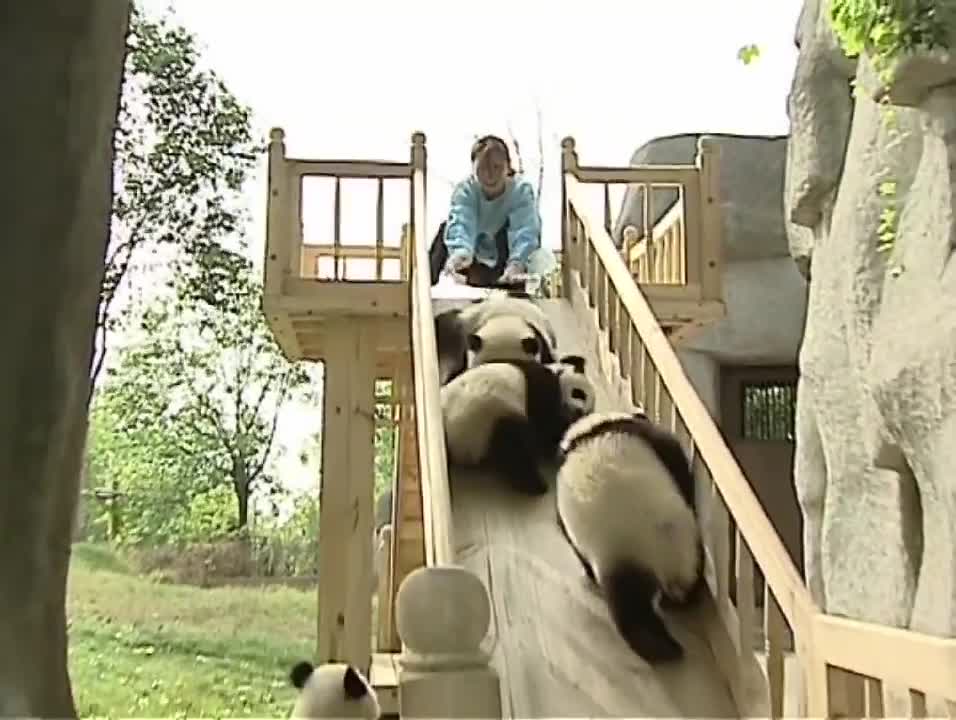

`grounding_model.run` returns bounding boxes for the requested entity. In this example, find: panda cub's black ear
[560,354,586,373]
[343,665,369,700]
[467,334,483,353]
[289,660,314,689]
